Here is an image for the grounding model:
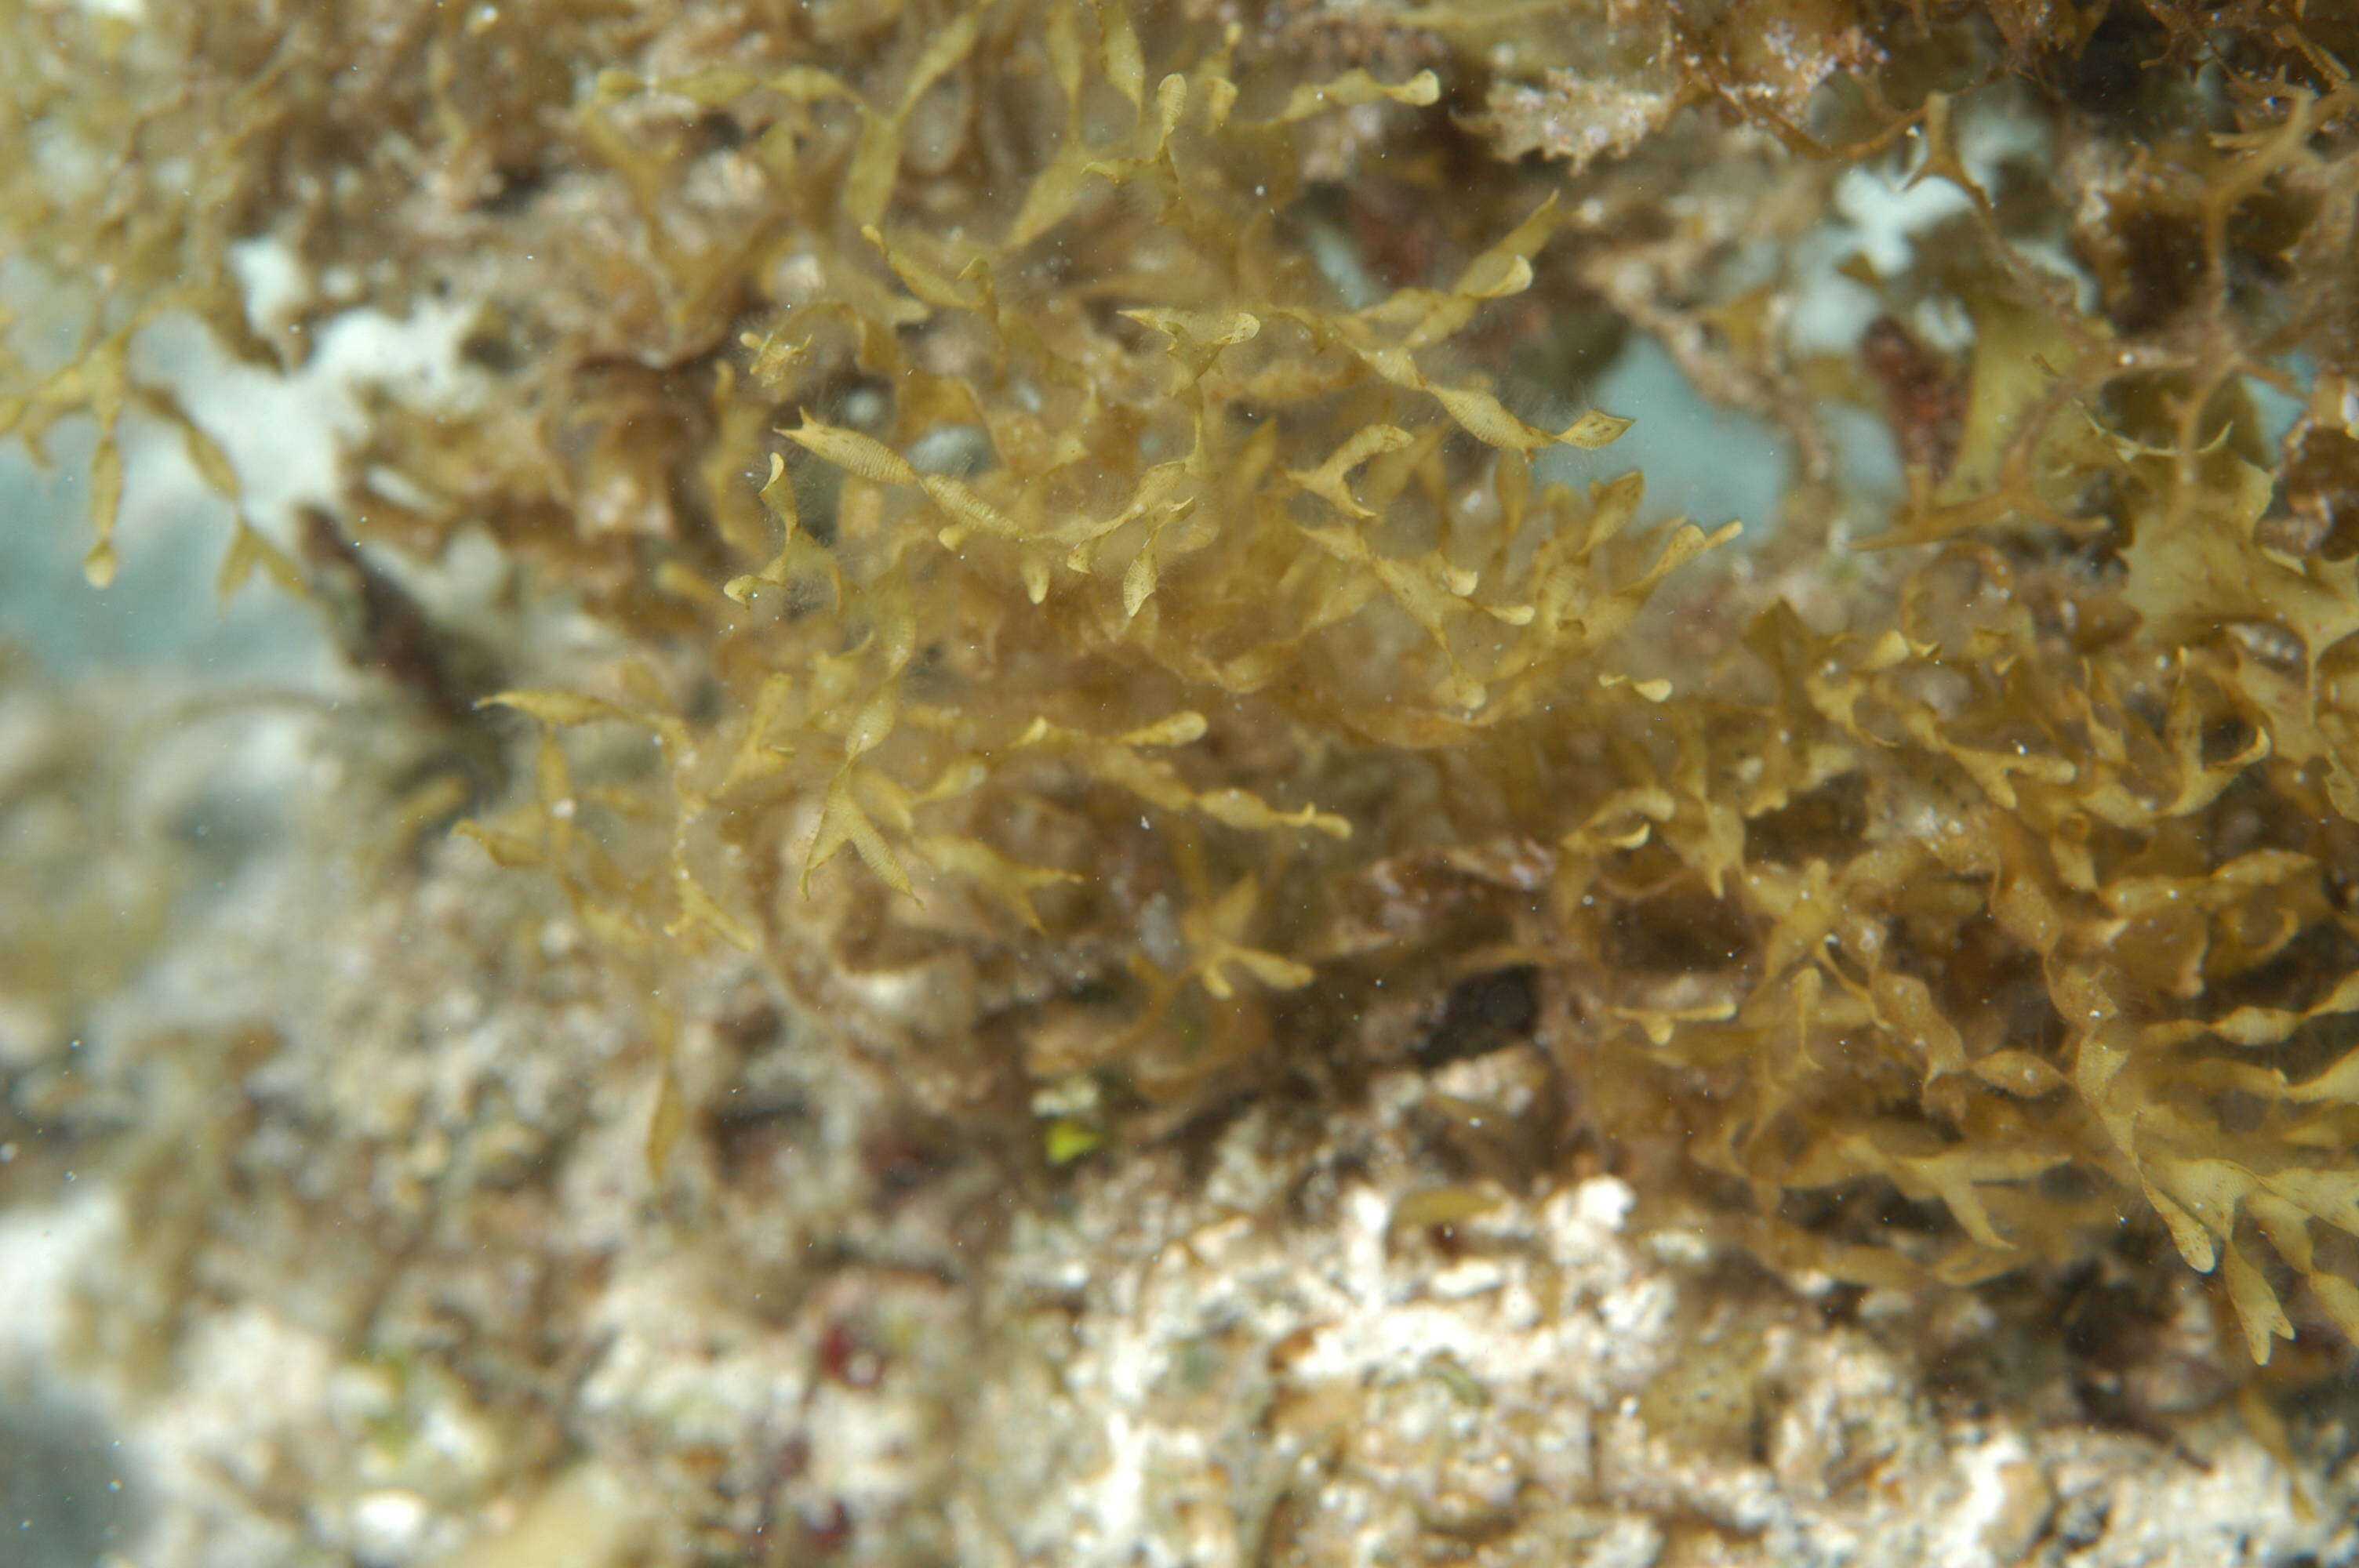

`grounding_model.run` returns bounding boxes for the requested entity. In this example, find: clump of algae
[9,0,2359,1374]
